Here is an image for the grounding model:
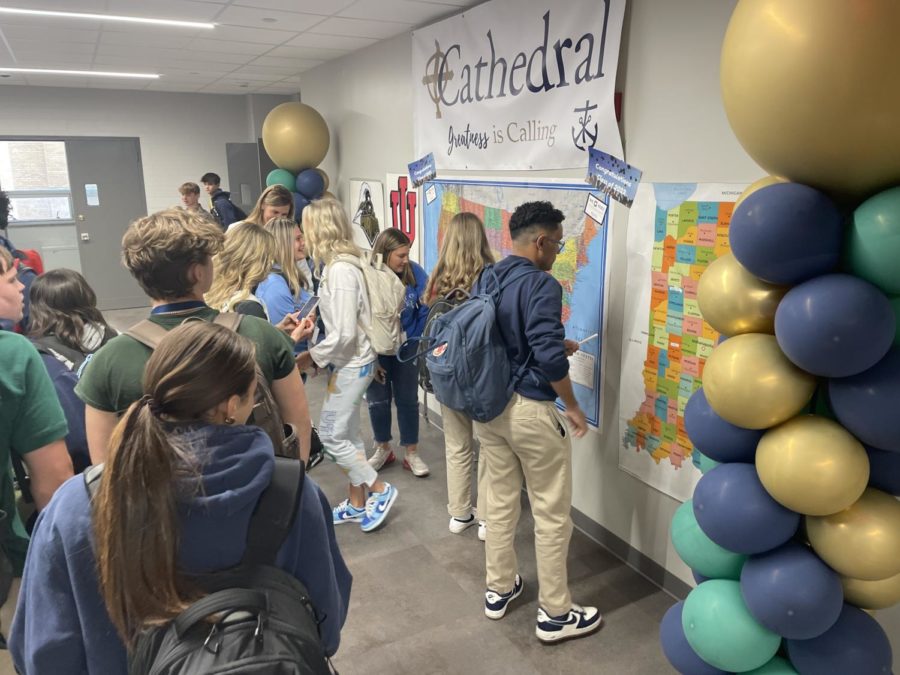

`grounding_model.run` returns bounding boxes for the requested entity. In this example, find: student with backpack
[296,197,401,532]
[10,321,351,673]
[436,201,600,643]
[0,247,73,659]
[200,172,247,230]
[226,185,294,233]
[28,269,117,473]
[422,213,495,538]
[75,209,313,464]
[365,228,431,477]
